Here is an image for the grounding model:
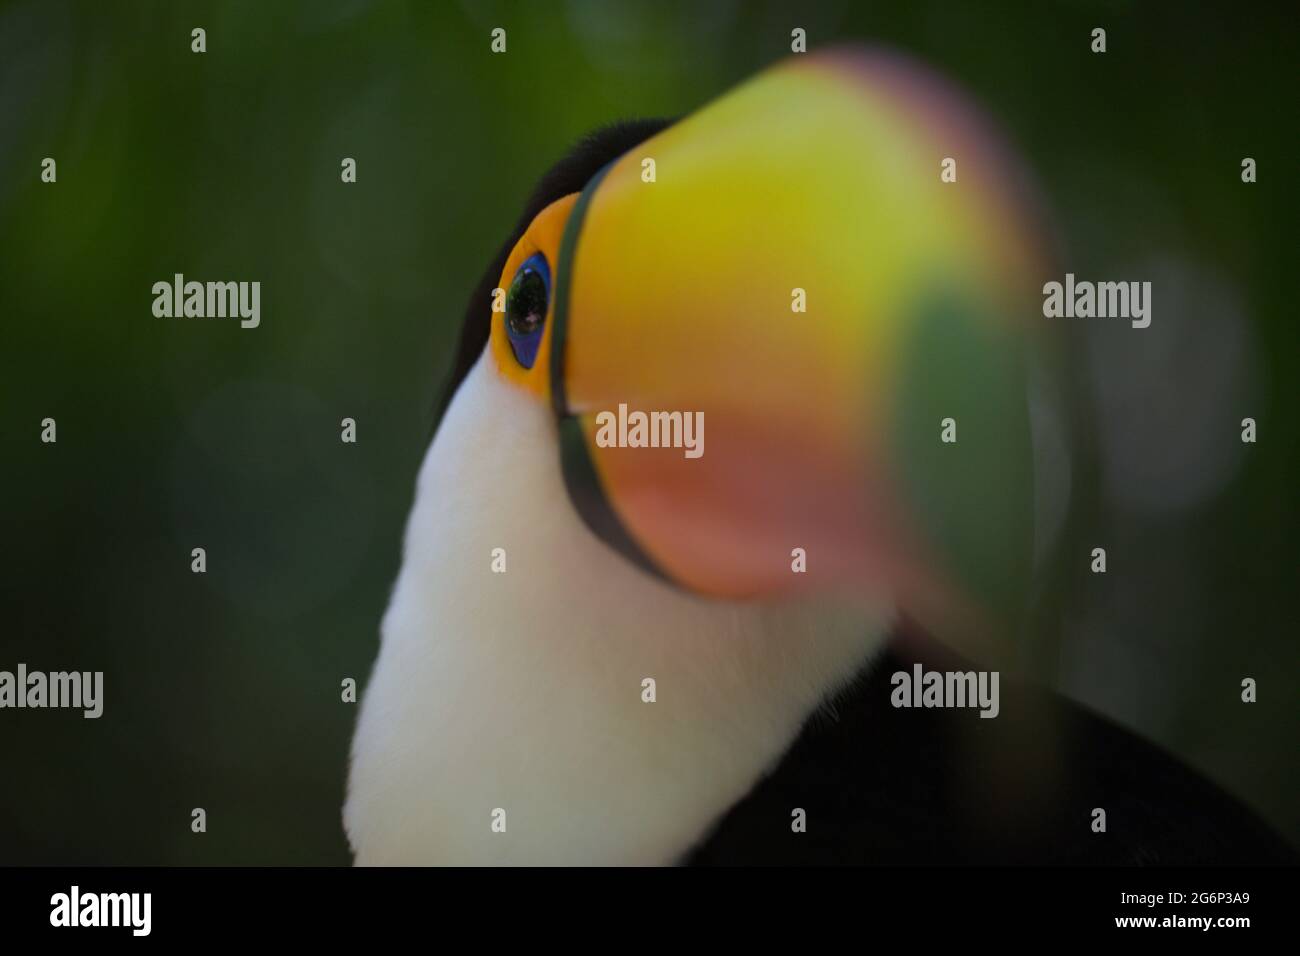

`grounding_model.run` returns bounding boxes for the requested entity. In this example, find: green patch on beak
[891,282,1035,634]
